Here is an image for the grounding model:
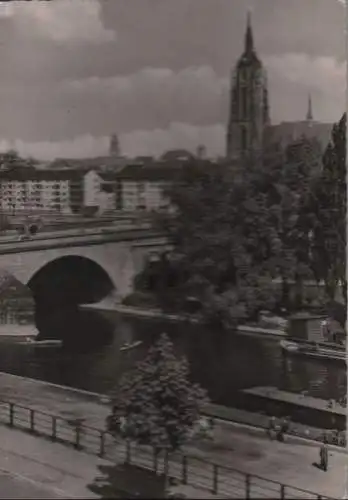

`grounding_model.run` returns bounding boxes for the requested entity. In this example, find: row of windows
[0,182,68,189]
